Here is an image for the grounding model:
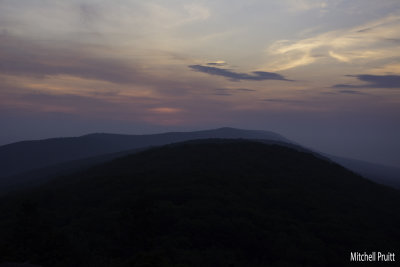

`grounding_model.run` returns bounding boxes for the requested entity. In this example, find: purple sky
[1,0,400,166]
